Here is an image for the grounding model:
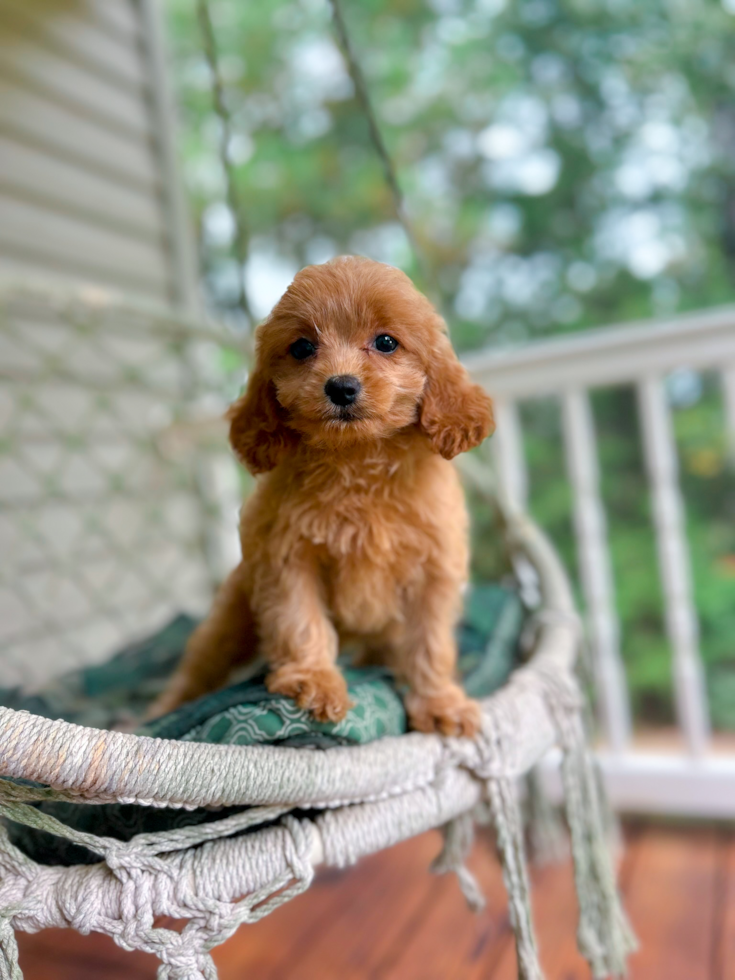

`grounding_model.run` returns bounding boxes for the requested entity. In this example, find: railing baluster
[722,366,735,459]
[637,376,710,756]
[491,399,528,509]
[562,389,632,753]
